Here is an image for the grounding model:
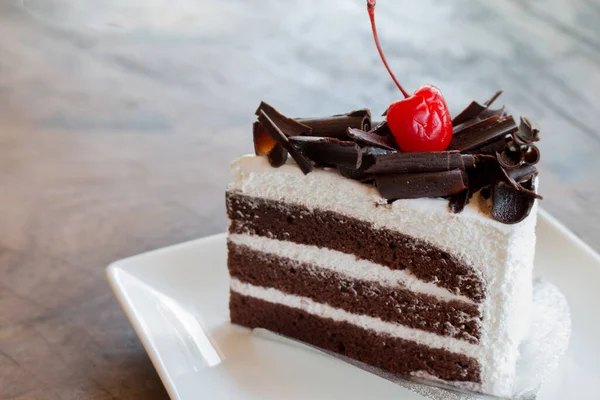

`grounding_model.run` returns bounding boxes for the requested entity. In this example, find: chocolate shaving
[289,136,361,169]
[452,91,504,126]
[452,115,499,135]
[516,116,540,144]
[338,166,374,182]
[491,176,538,224]
[497,124,540,169]
[375,169,468,201]
[255,102,312,137]
[479,106,505,120]
[253,121,288,167]
[497,149,524,170]
[257,110,313,174]
[267,144,288,167]
[470,137,509,155]
[509,164,537,183]
[452,101,485,127]
[365,151,474,174]
[470,155,519,192]
[332,146,396,180]
[524,144,540,164]
[449,189,470,213]
[517,180,543,200]
[347,127,398,151]
[297,109,371,139]
[253,121,276,156]
[370,121,390,136]
[448,116,518,153]
[483,90,503,107]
